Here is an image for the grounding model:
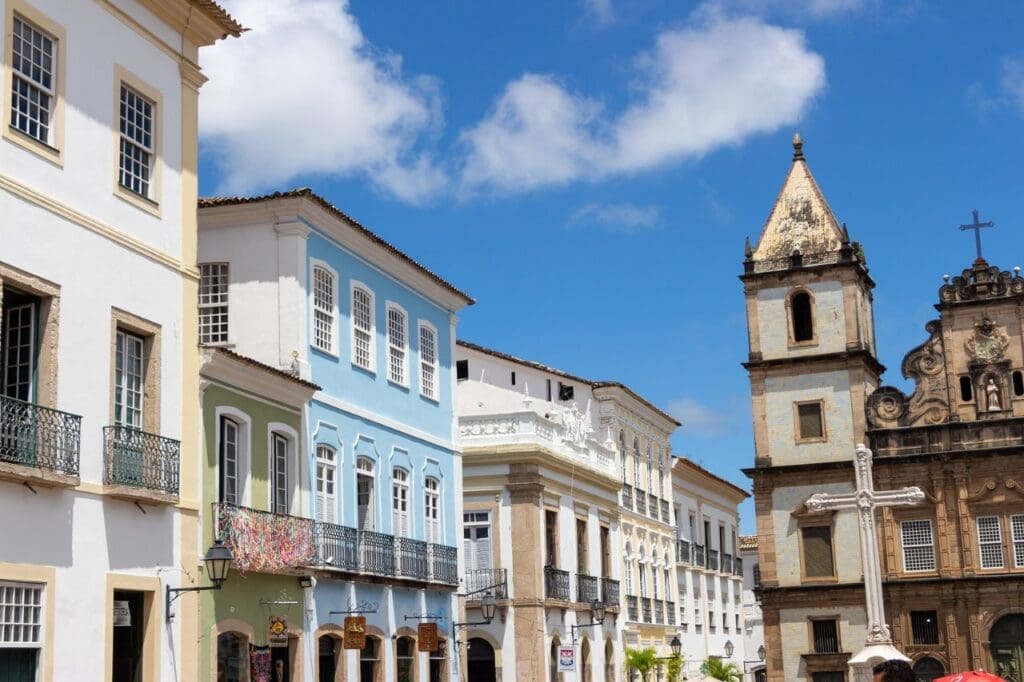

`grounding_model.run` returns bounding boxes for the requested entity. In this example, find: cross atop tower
[959,209,995,262]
